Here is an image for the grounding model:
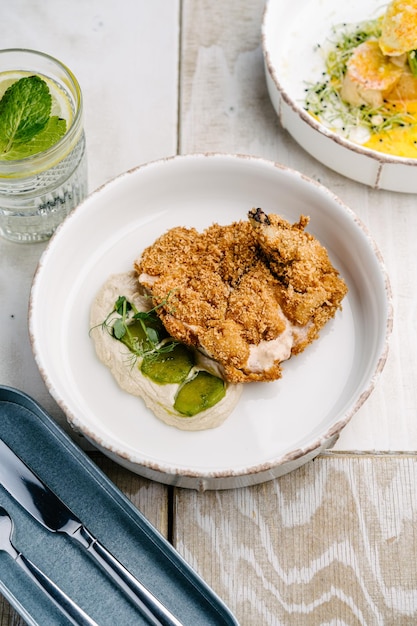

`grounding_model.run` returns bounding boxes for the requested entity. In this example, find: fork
[0,506,98,626]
